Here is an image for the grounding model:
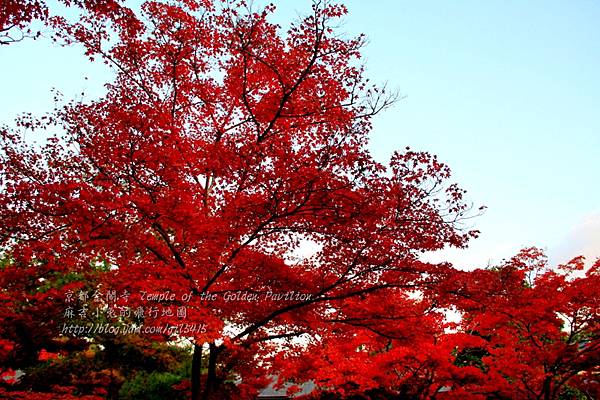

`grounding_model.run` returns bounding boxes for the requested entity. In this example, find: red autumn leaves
[0,1,598,399]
